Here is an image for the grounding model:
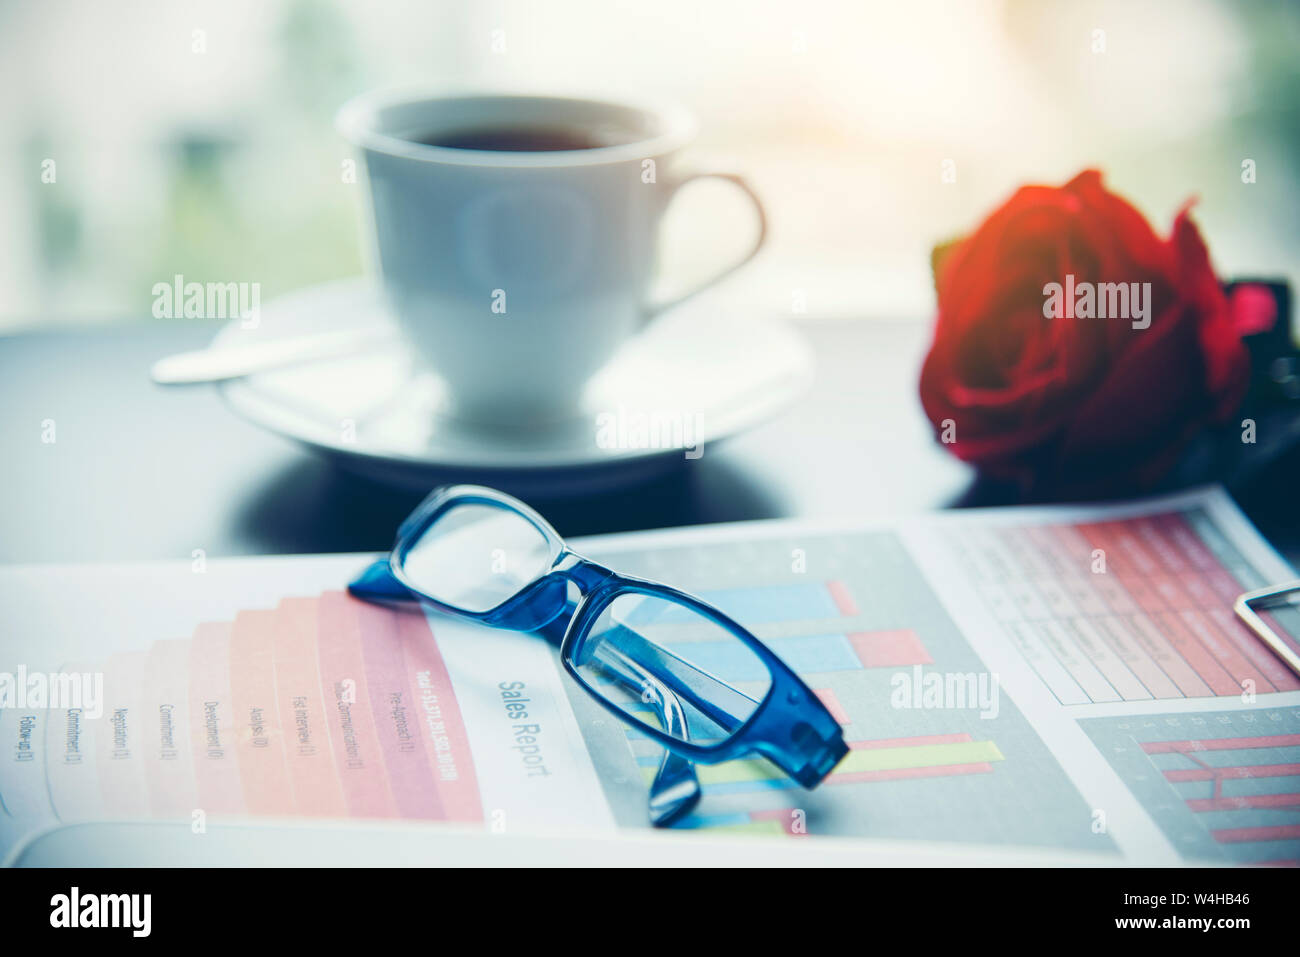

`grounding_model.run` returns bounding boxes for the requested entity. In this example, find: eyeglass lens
[401,501,554,613]
[572,592,772,746]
